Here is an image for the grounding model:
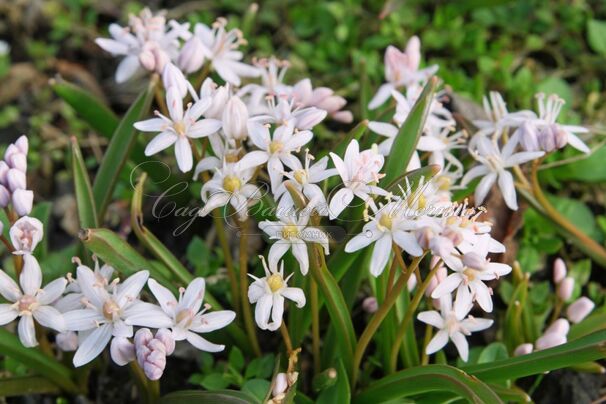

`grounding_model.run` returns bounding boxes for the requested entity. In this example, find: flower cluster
[0,136,33,217]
